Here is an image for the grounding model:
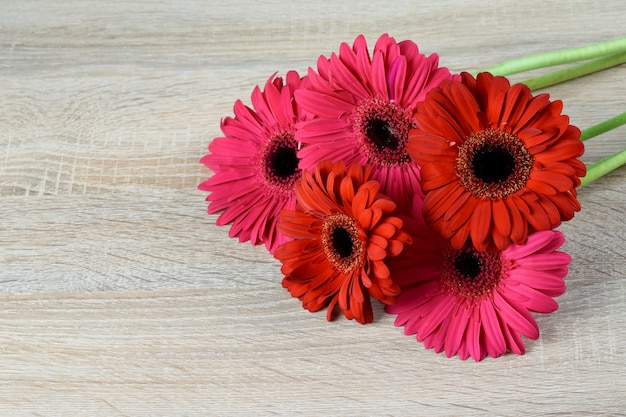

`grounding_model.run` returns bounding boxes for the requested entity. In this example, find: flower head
[295,33,457,213]
[386,197,570,361]
[275,160,411,324]
[408,72,586,251]
[199,71,310,253]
